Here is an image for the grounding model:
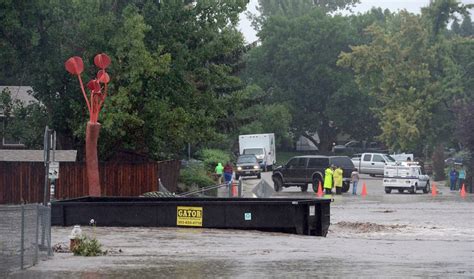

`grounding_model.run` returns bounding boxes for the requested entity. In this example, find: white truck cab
[383,162,430,194]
